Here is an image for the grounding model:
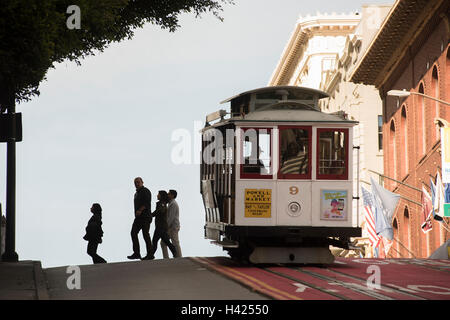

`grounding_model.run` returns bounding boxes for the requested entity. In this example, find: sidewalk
[0,261,49,300]
[44,258,267,300]
[1,258,267,300]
